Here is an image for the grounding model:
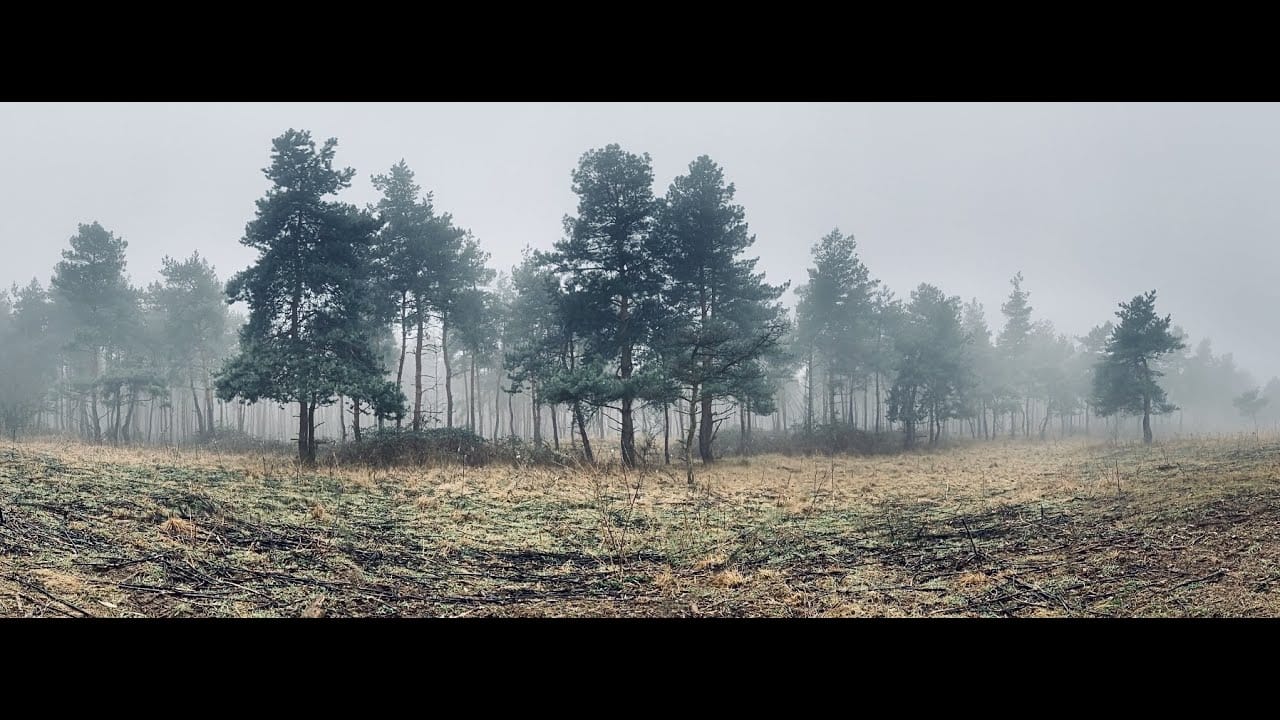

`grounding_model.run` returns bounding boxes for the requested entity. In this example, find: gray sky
[2,102,1276,380]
